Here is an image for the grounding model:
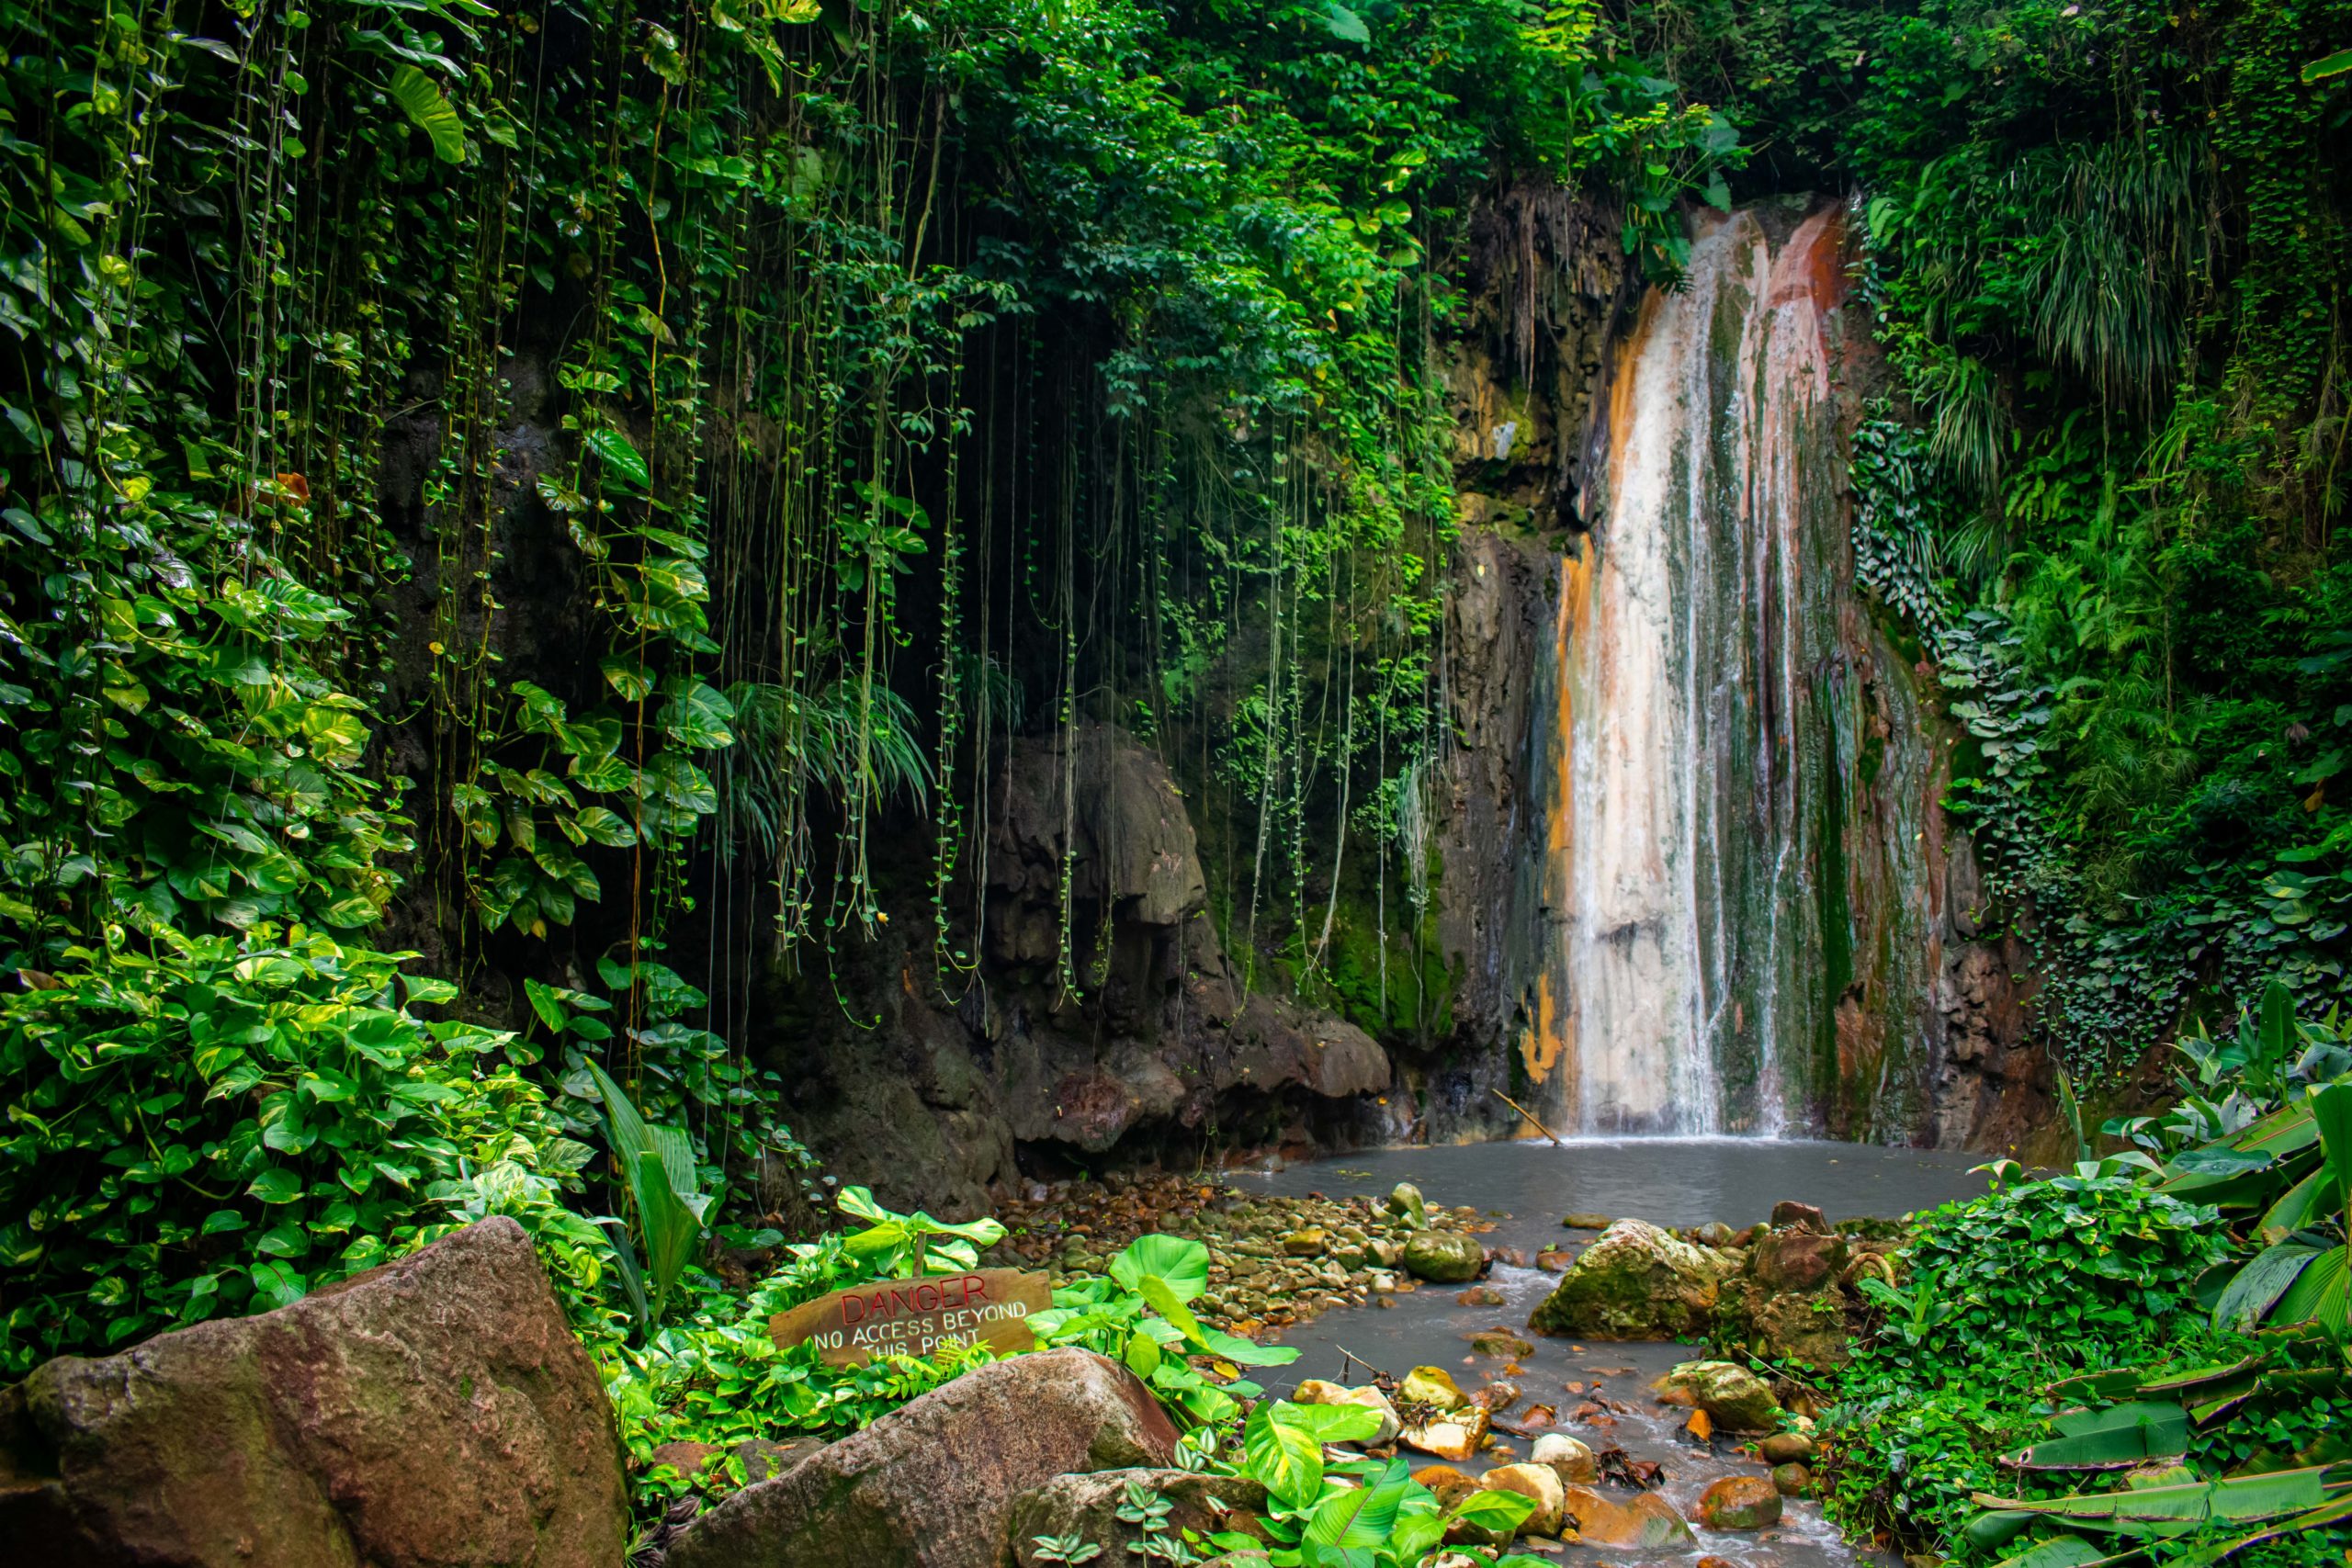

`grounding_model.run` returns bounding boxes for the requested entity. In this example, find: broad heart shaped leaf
[1272,1400,1385,1446]
[1386,1512,1446,1559]
[835,1184,892,1225]
[1112,1234,1209,1301]
[1304,1479,1406,1547]
[583,426,651,491]
[1323,1,1370,43]
[1136,1271,1297,1366]
[2213,1241,2324,1332]
[1242,1403,1325,1508]
[1448,1488,1536,1531]
[2271,1245,2348,1339]
[388,65,465,164]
